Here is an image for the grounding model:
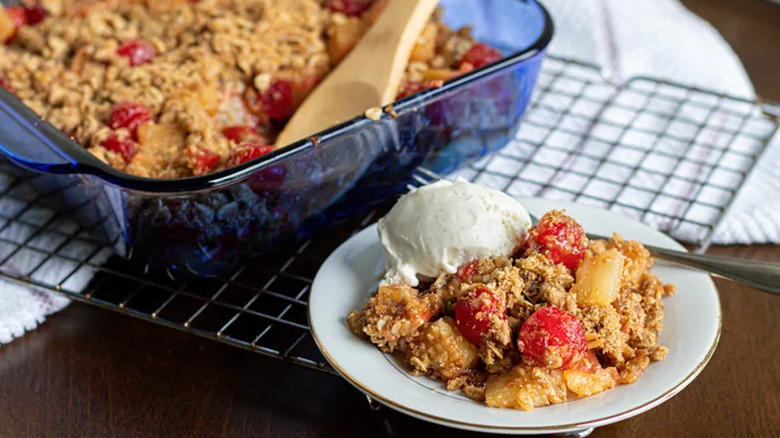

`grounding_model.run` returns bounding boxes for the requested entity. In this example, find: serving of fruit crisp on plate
[310,179,720,433]
[347,179,675,410]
